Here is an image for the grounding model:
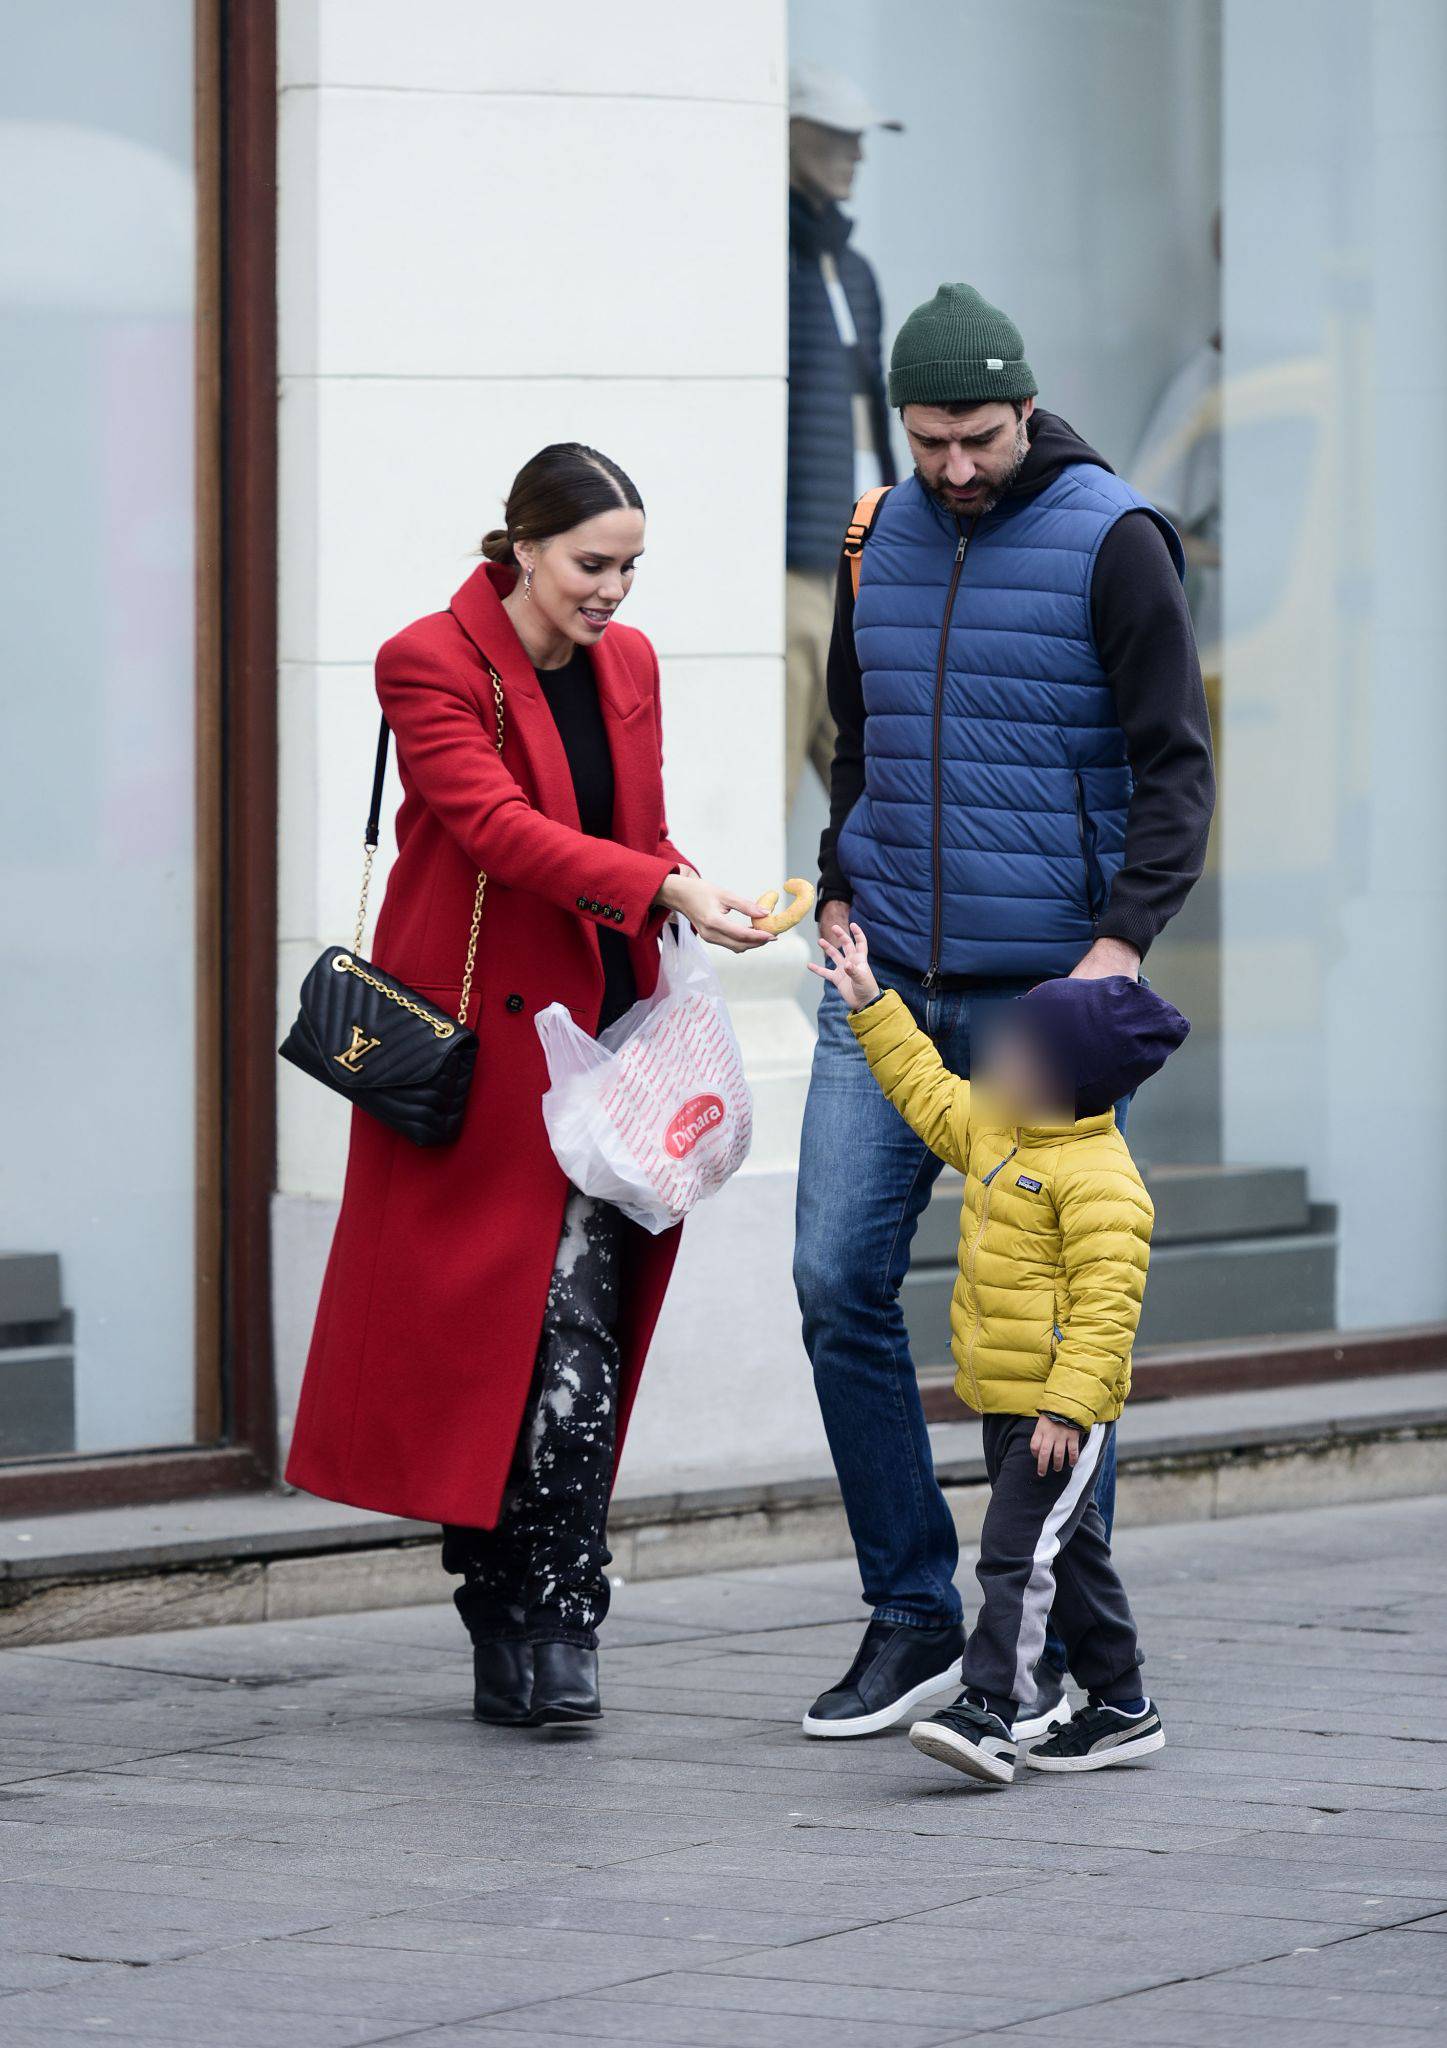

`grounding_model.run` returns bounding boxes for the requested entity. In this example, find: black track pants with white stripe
[961,1414,1144,1715]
